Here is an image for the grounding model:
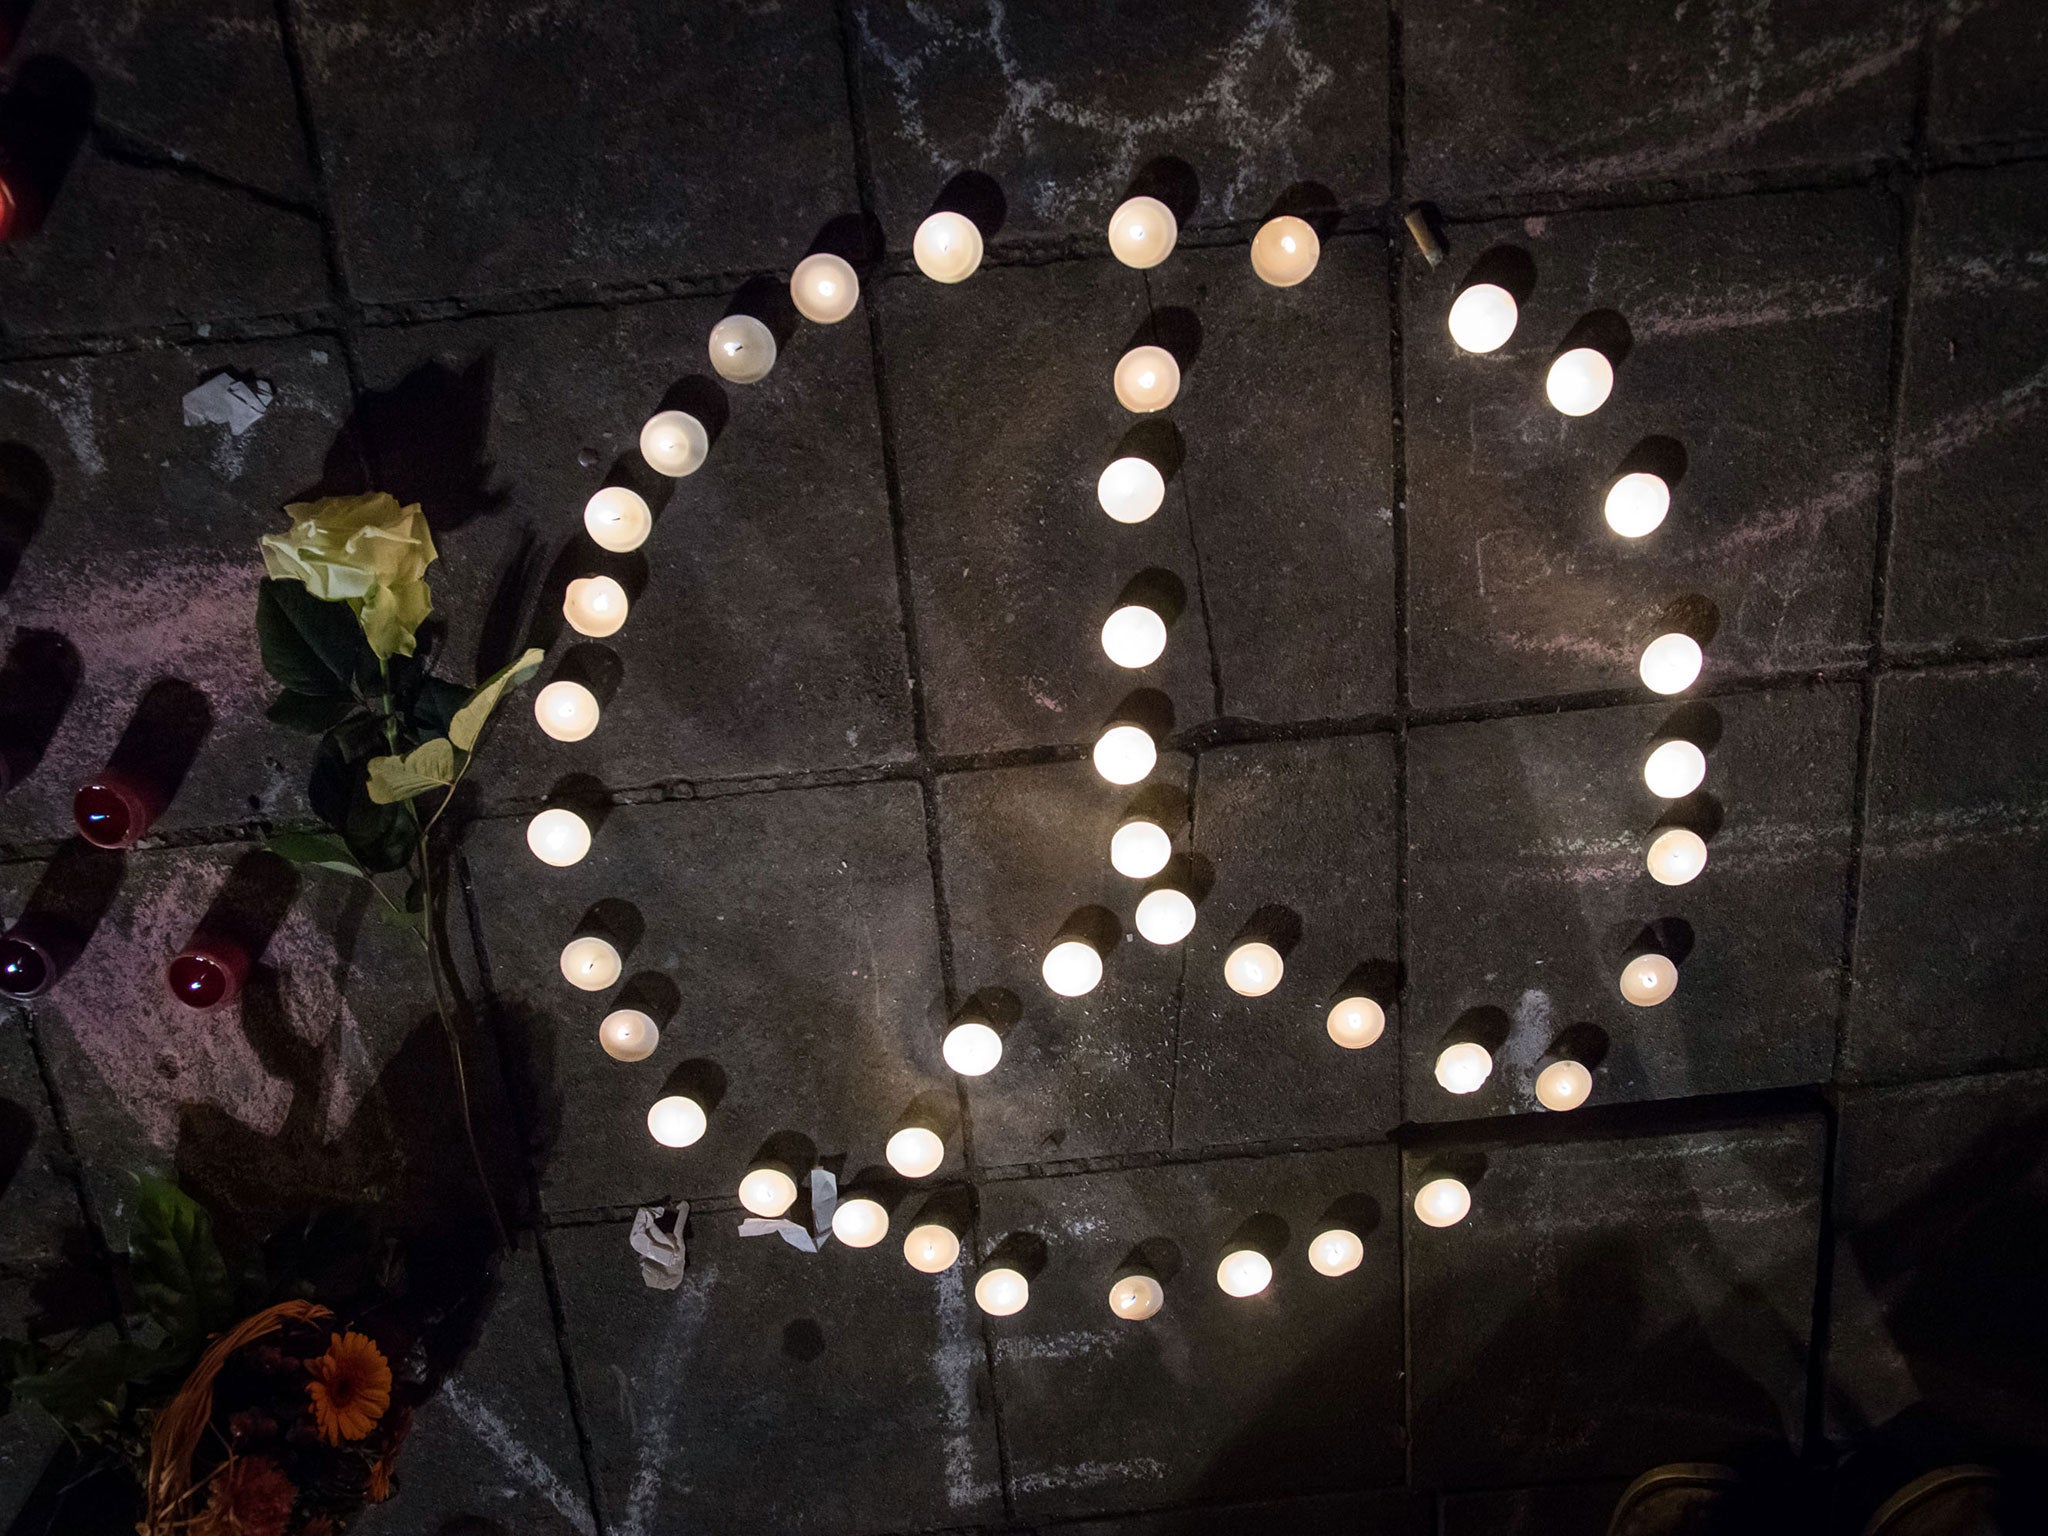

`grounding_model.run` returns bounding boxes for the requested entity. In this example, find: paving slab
[0,1009,80,1273]
[3,841,509,1245]
[351,299,913,799]
[1828,1069,2048,1458]
[1844,660,2048,1081]
[354,1241,598,1536]
[290,0,857,303]
[978,1148,1403,1521]
[849,0,1388,244]
[1056,1487,1429,1536]
[1174,736,1399,1149]
[550,1211,1003,1535]
[1144,239,1395,725]
[0,0,327,339]
[934,757,1190,1168]
[1403,190,1896,707]
[878,256,1215,757]
[1886,164,2048,654]
[1406,1118,1825,1488]
[0,337,353,844]
[1926,0,2048,154]
[1406,687,1859,1121]
[466,784,952,1215]
[1406,0,1917,205]
[1440,1482,1630,1536]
